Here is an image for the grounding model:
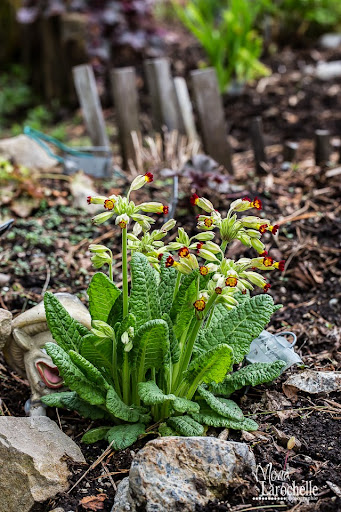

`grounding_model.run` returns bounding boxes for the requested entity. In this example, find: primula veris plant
[42,172,286,449]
